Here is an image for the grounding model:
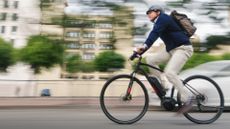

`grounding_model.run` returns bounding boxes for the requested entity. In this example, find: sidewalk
[0,97,162,110]
[0,97,100,109]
